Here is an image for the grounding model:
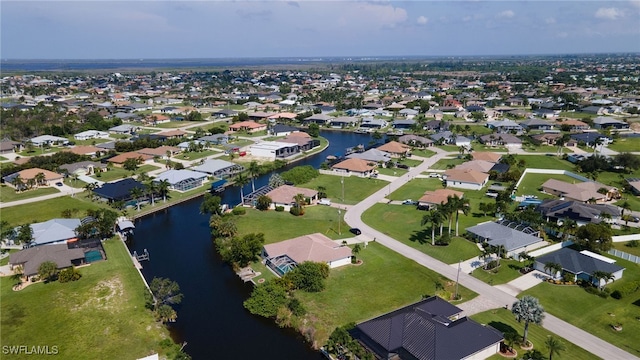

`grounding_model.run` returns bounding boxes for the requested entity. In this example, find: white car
[318,198,332,206]
[428,173,441,178]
